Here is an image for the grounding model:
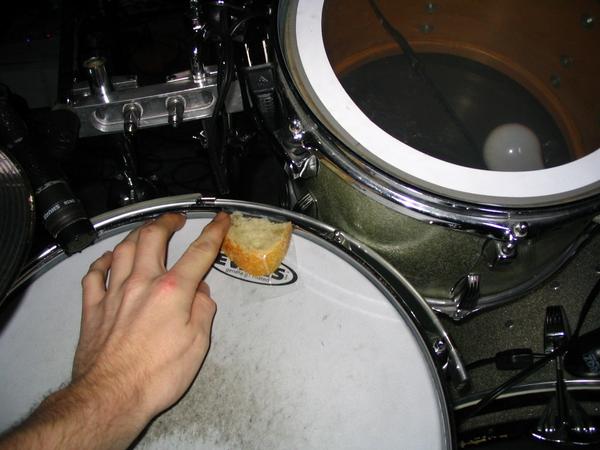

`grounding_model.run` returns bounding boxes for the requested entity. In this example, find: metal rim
[281,0,600,207]
[0,148,34,300]
[8,194,463,448]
